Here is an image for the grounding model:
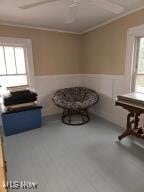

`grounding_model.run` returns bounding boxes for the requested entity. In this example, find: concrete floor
[4,115,144,192]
